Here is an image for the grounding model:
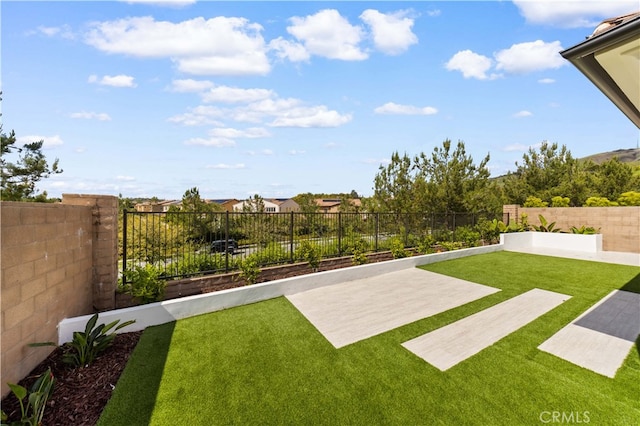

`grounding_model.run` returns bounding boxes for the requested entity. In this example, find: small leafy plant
[388,237,408,259]
[121,264,166,304]
[63,314,136,368]
[570,225,599,235]
[238,255,260,285]
[2,368,55,426]
[532,214,561,233]
[296,240,320,271]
